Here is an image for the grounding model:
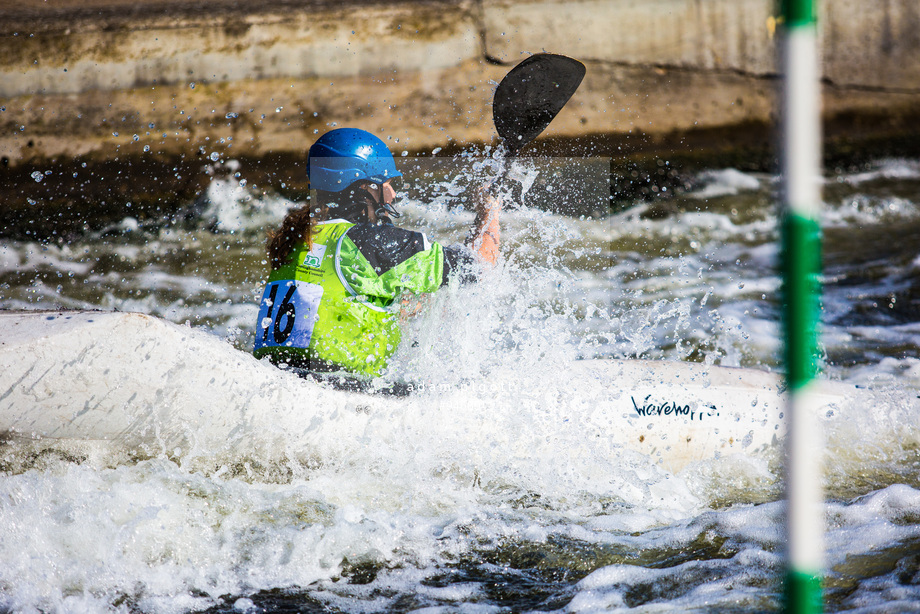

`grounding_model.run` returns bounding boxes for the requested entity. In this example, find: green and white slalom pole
[779,0,824,612]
